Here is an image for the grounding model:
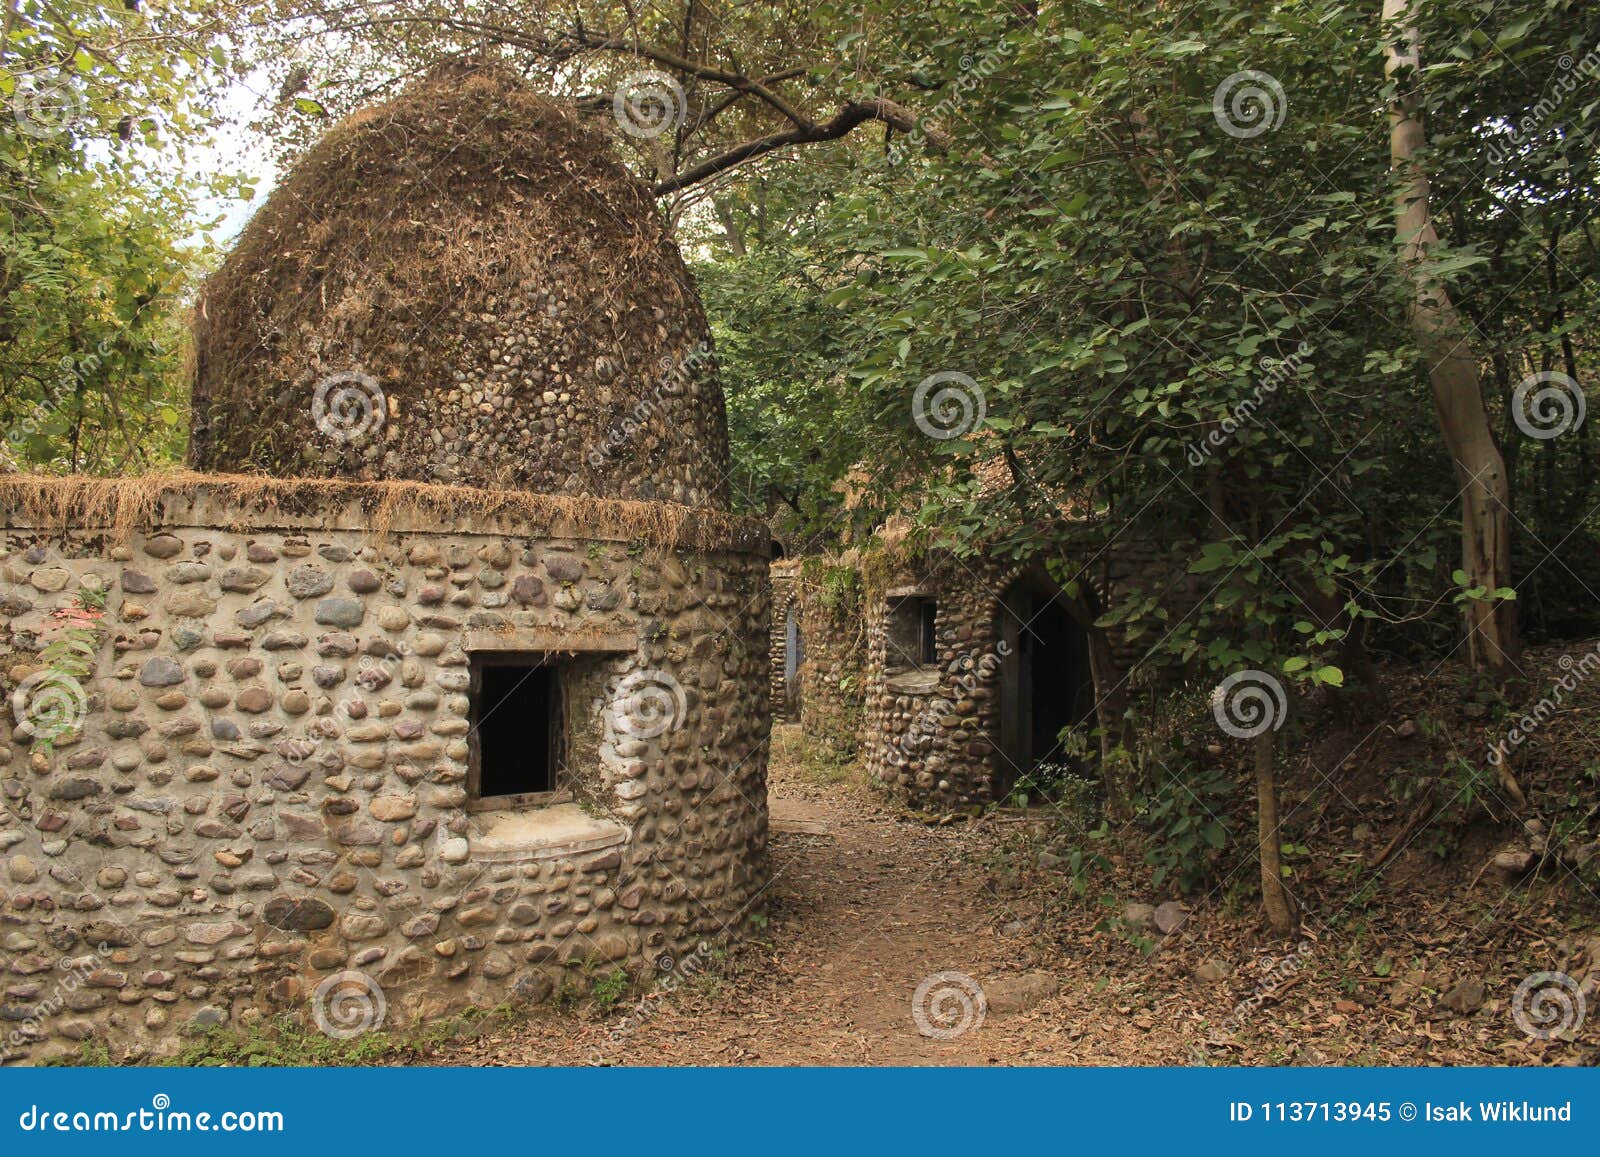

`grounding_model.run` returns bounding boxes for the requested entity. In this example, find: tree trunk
[1383,0,1520,677]
[1254,731,1297,934]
